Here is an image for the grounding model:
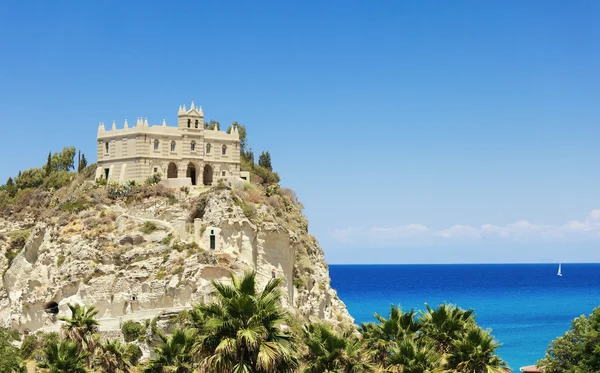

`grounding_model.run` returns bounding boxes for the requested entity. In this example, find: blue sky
[1,1,599,263]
